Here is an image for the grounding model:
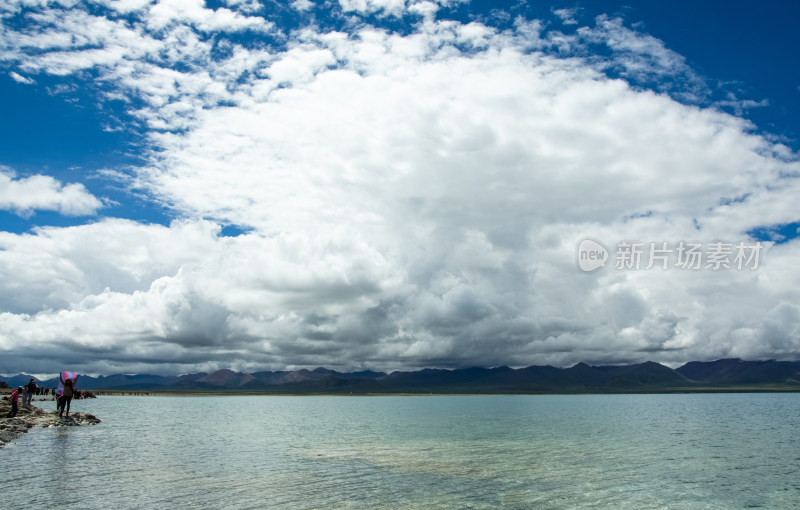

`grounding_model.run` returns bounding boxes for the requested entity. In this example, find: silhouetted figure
[24,378,36,406]
[59,377,75,418]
